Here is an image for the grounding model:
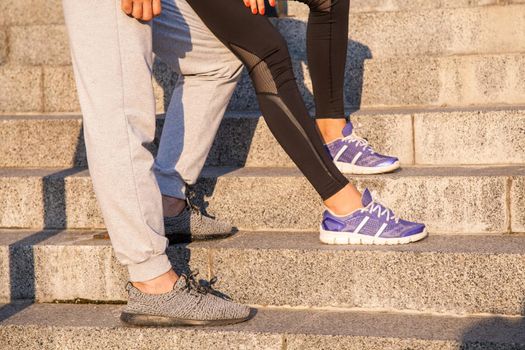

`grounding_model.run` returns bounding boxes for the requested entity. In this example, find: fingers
[121,0,133,15]
[257,0,265,15]
[152,0,162,17]
[244,0,266,15]
[122,0,161,21]
[142,0,152,21]
[131,1,143,19]
[250,0,258,15]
